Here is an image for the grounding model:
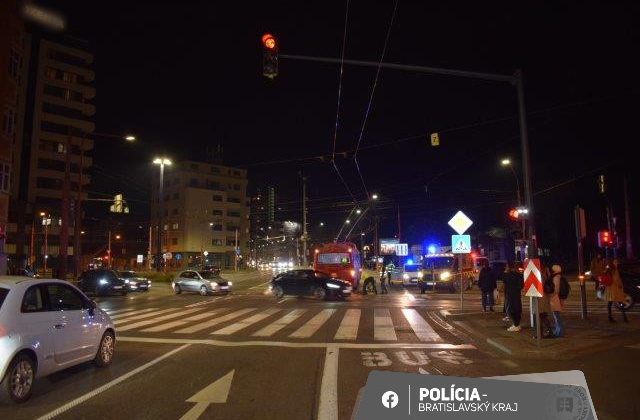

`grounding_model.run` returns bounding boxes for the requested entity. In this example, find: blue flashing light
[407,259,414,265]
[427,245,437,254]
